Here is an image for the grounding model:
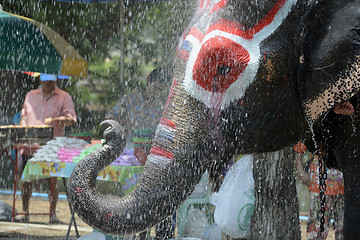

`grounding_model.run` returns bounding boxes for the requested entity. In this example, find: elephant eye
[215,65,232,77]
